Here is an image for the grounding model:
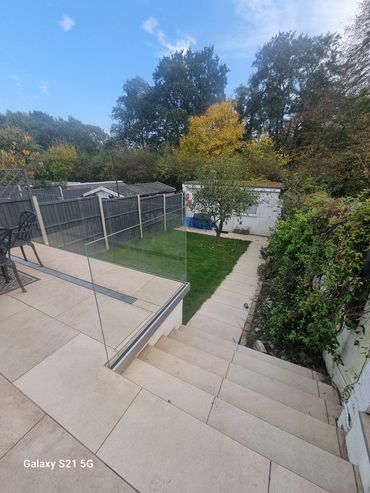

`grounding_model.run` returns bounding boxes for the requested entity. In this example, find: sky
[0,0,360,132]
